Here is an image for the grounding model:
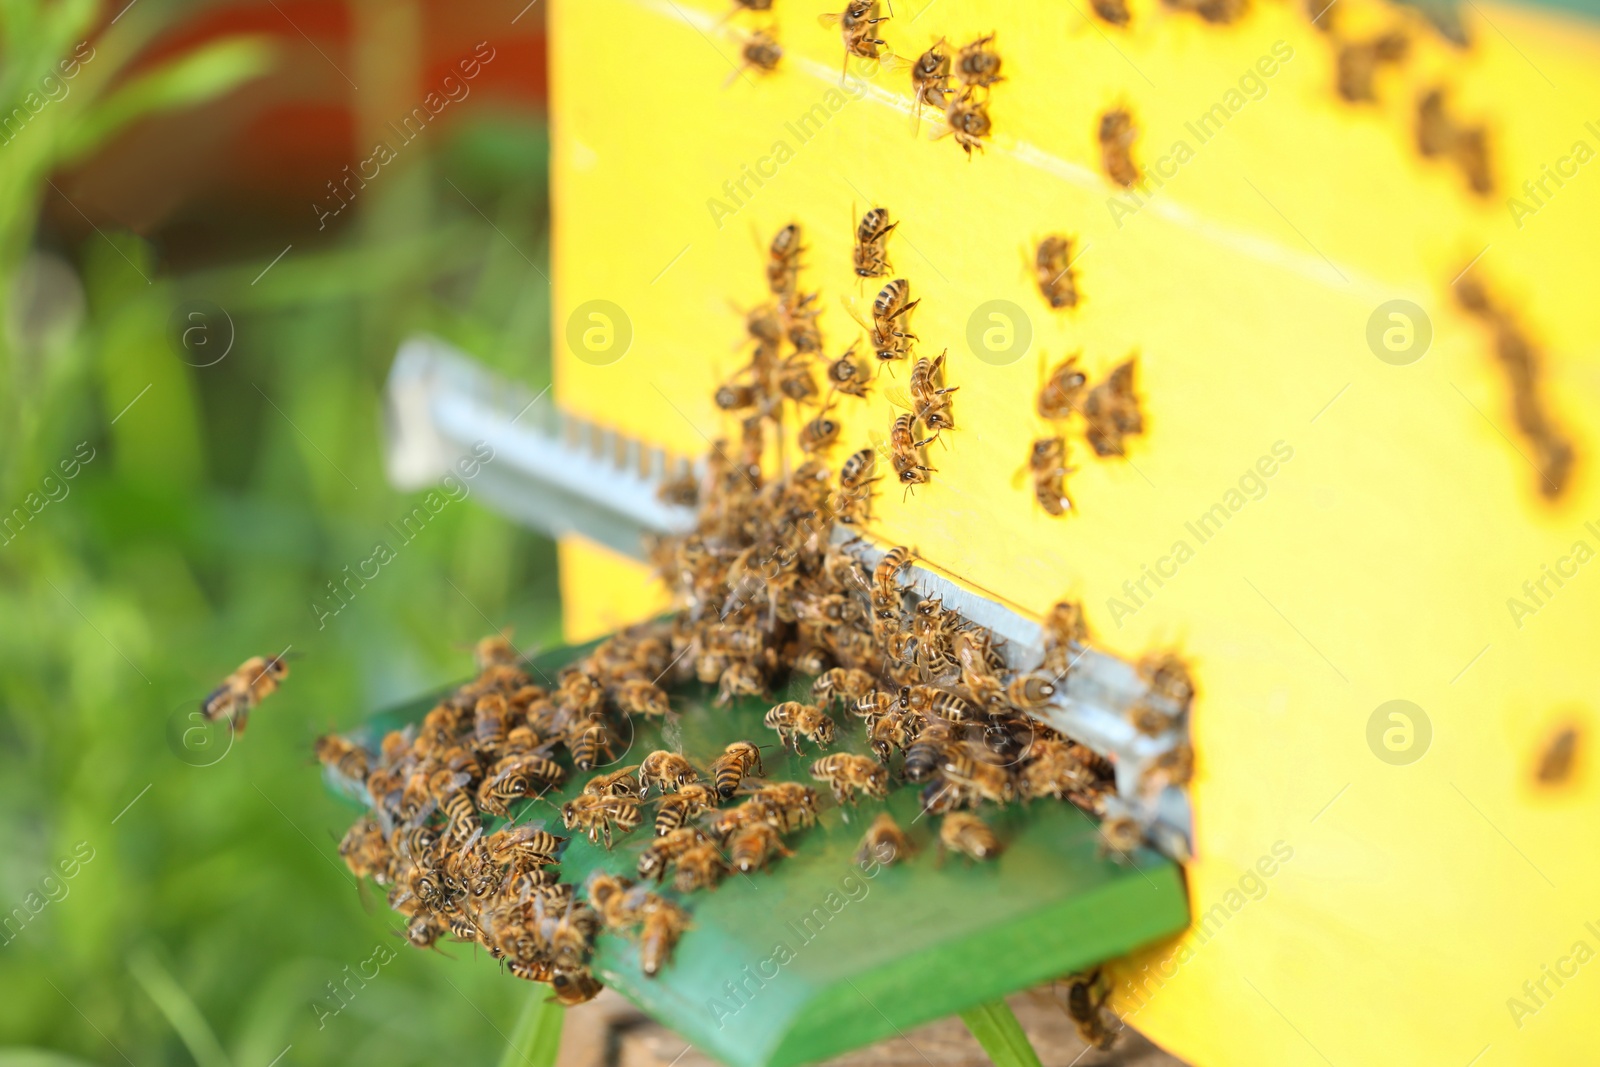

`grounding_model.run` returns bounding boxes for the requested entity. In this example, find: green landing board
[346,643,1190,1067]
